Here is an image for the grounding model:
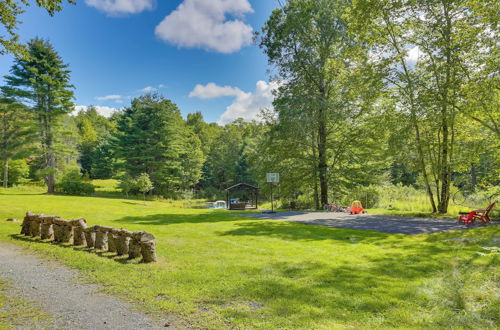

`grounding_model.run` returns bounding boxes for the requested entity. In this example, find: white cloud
[406,46,420,64]
[139,86,157,93]
[189,82,243,99]
[73,105,120,118]
[96,94,123,101]
[85,0,154,15]
[155,0,254,53]
[158,84,166,89]
[190,81,278,124]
